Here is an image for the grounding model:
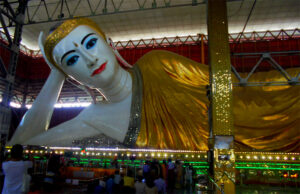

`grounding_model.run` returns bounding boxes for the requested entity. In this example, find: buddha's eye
[85,38,98,50]
[66,55,79,66]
